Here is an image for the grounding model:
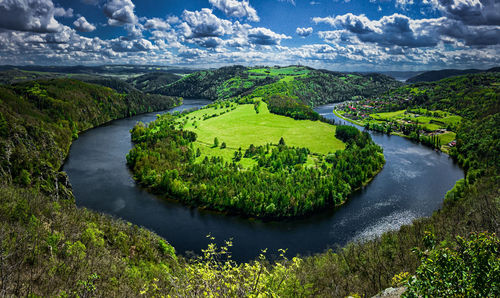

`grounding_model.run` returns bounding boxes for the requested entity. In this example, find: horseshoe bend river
[63,99,463,262]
